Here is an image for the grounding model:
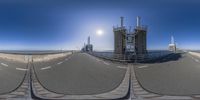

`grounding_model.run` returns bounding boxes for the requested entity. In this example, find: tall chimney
[120,16,124,27]
[171,36,174,44]
[88,36,90,45]
[136,16,141,27]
